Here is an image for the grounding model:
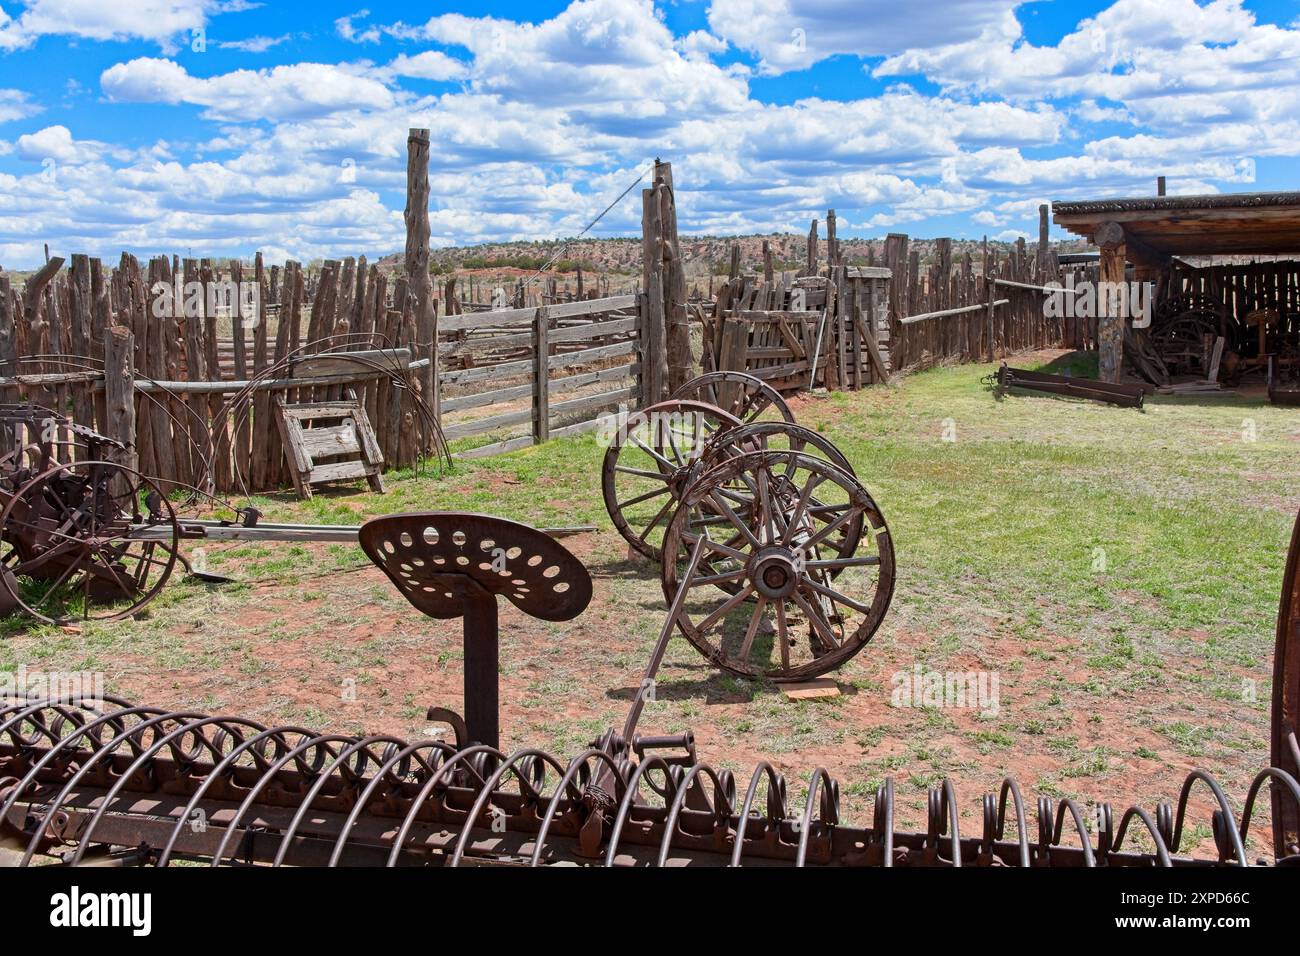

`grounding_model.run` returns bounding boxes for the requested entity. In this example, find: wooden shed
[1052,191,1300,385]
